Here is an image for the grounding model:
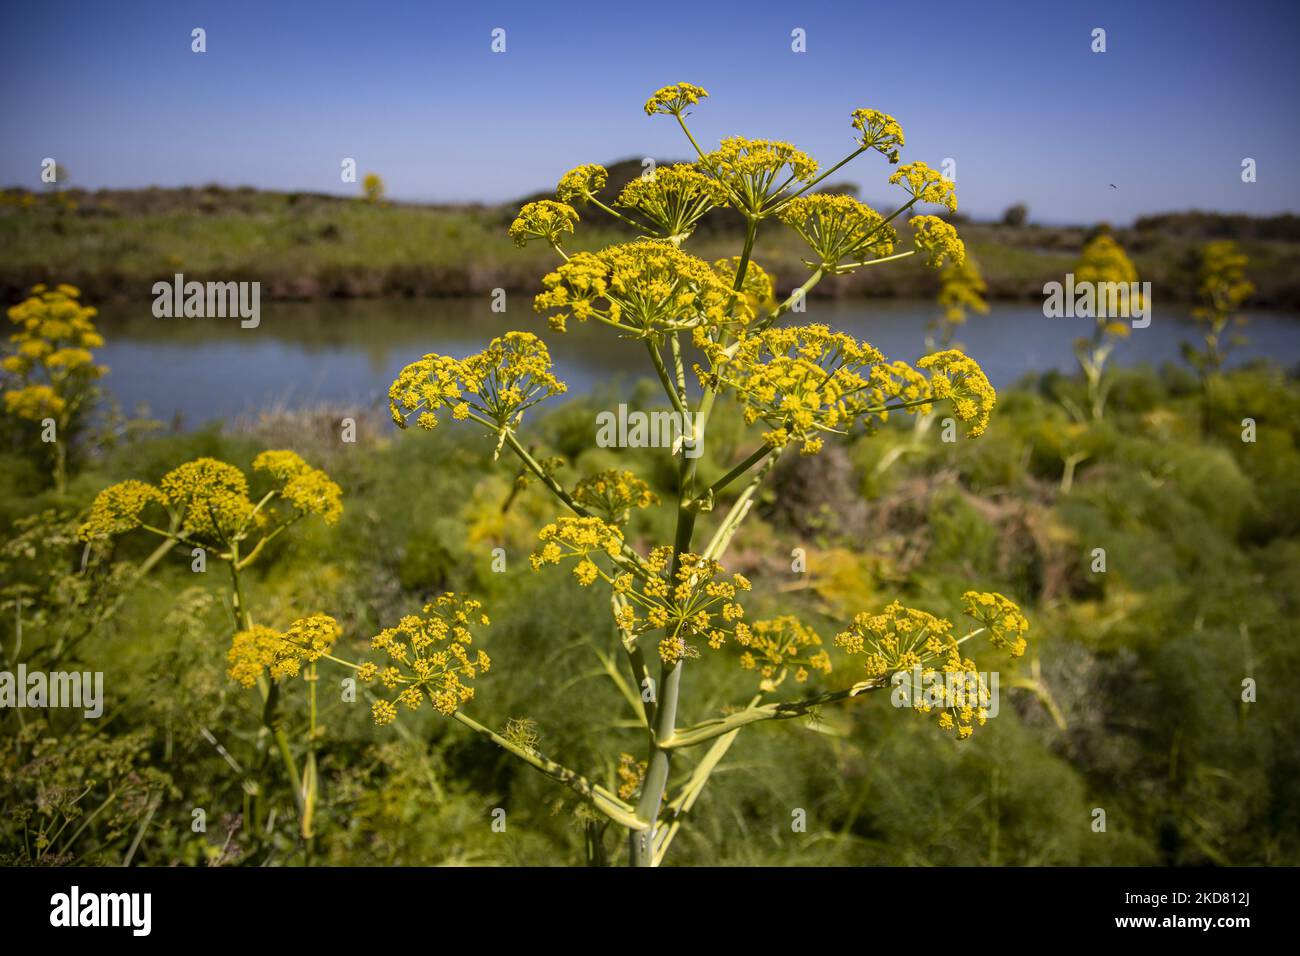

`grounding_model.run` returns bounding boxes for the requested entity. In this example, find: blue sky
[2,0,1297,223]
